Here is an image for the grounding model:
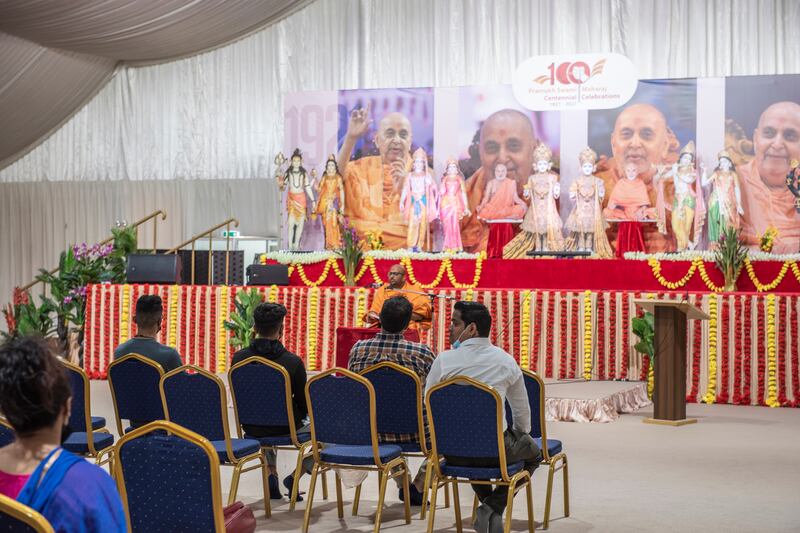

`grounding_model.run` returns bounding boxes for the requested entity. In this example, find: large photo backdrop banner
[283,73,800,255]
